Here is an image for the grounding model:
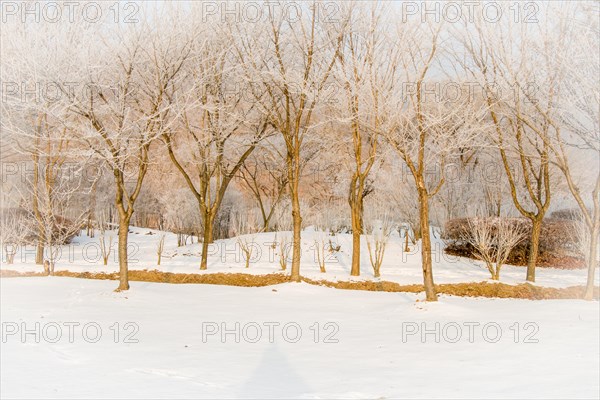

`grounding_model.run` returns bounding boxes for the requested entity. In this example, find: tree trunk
[35,243,44,265]
[527,218,543,282]
[290,184,302,282]
[418,188,438,301]
[584,226,599,300]
[116,218,131,291]
[412,224,422,243]
[200,211,214,270]
[492,267,500,281]
[349,197,362,276]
